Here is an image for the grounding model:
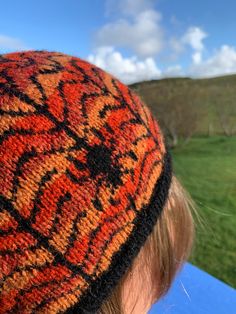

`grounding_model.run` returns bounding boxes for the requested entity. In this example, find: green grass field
[171,136,236,288]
